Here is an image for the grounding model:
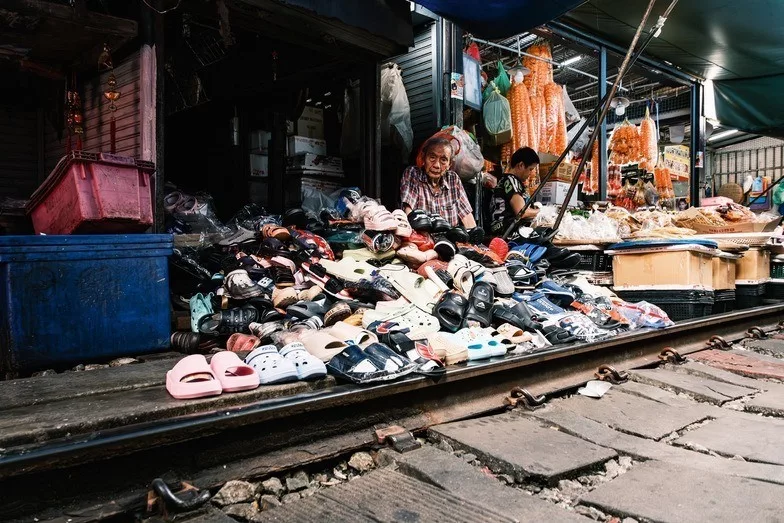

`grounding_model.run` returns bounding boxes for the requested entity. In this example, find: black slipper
[467,226,485,245]
[446,226,469,244]
[433,238,457,261]
[429,214,450,234]
[432,292,469,332]
[287,301,327,320]
[463,281,494,327]
[407,209,432,232]
[491,302,543,332]
[198,305,259,335]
